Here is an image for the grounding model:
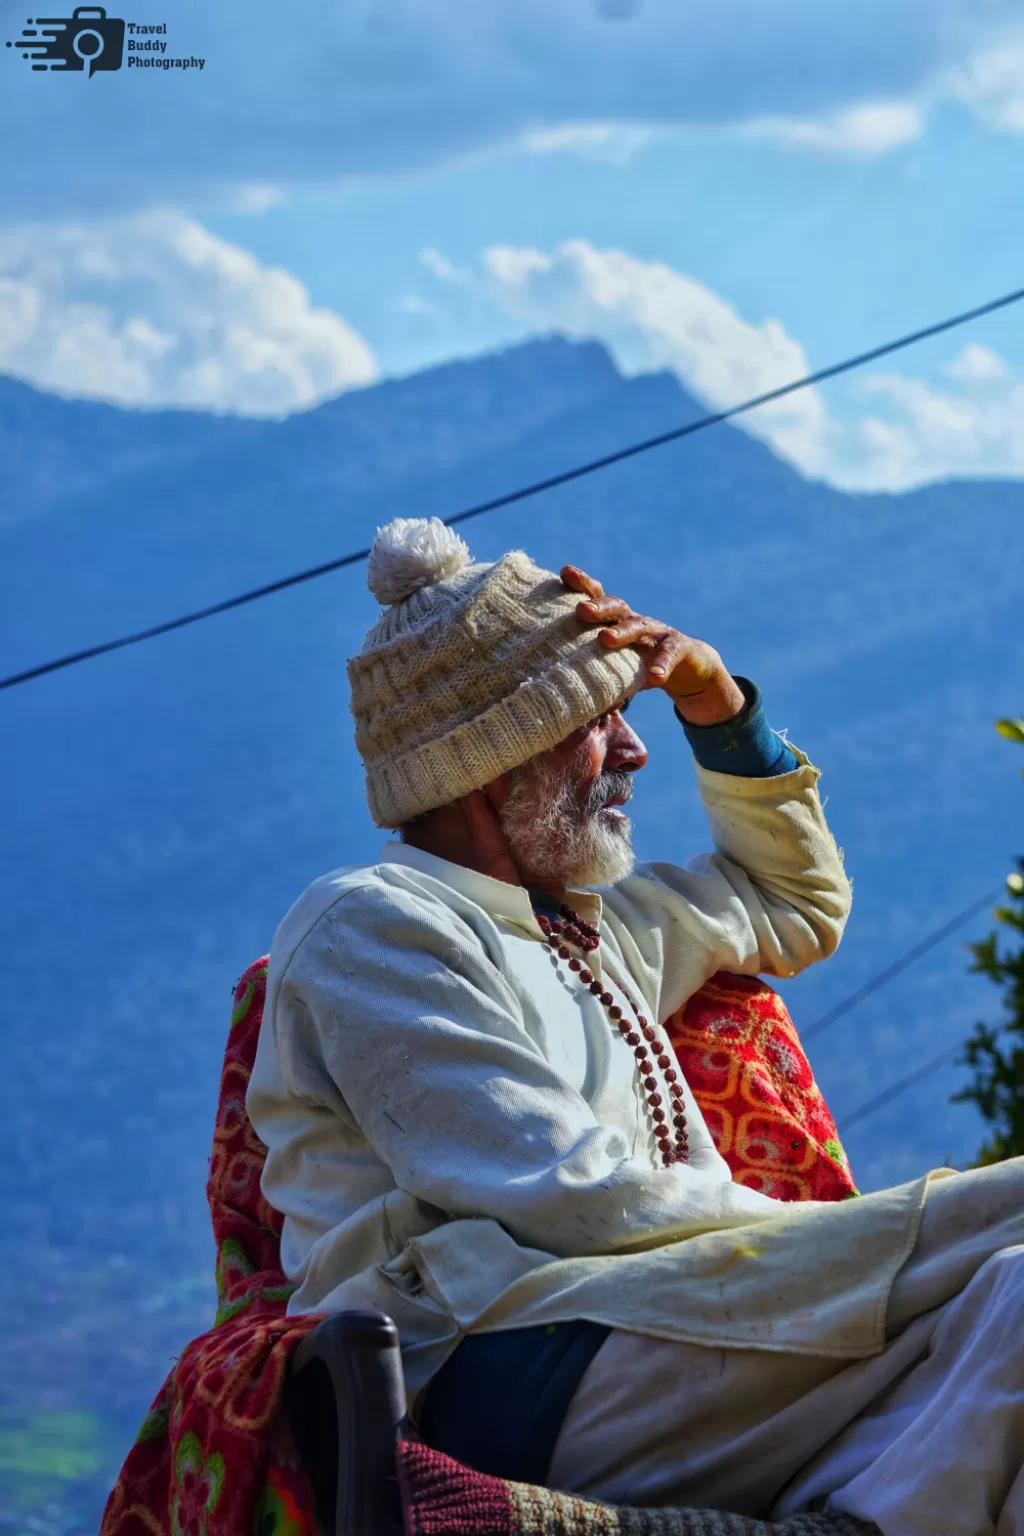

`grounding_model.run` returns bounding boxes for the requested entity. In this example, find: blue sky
[4,0,1024,486]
